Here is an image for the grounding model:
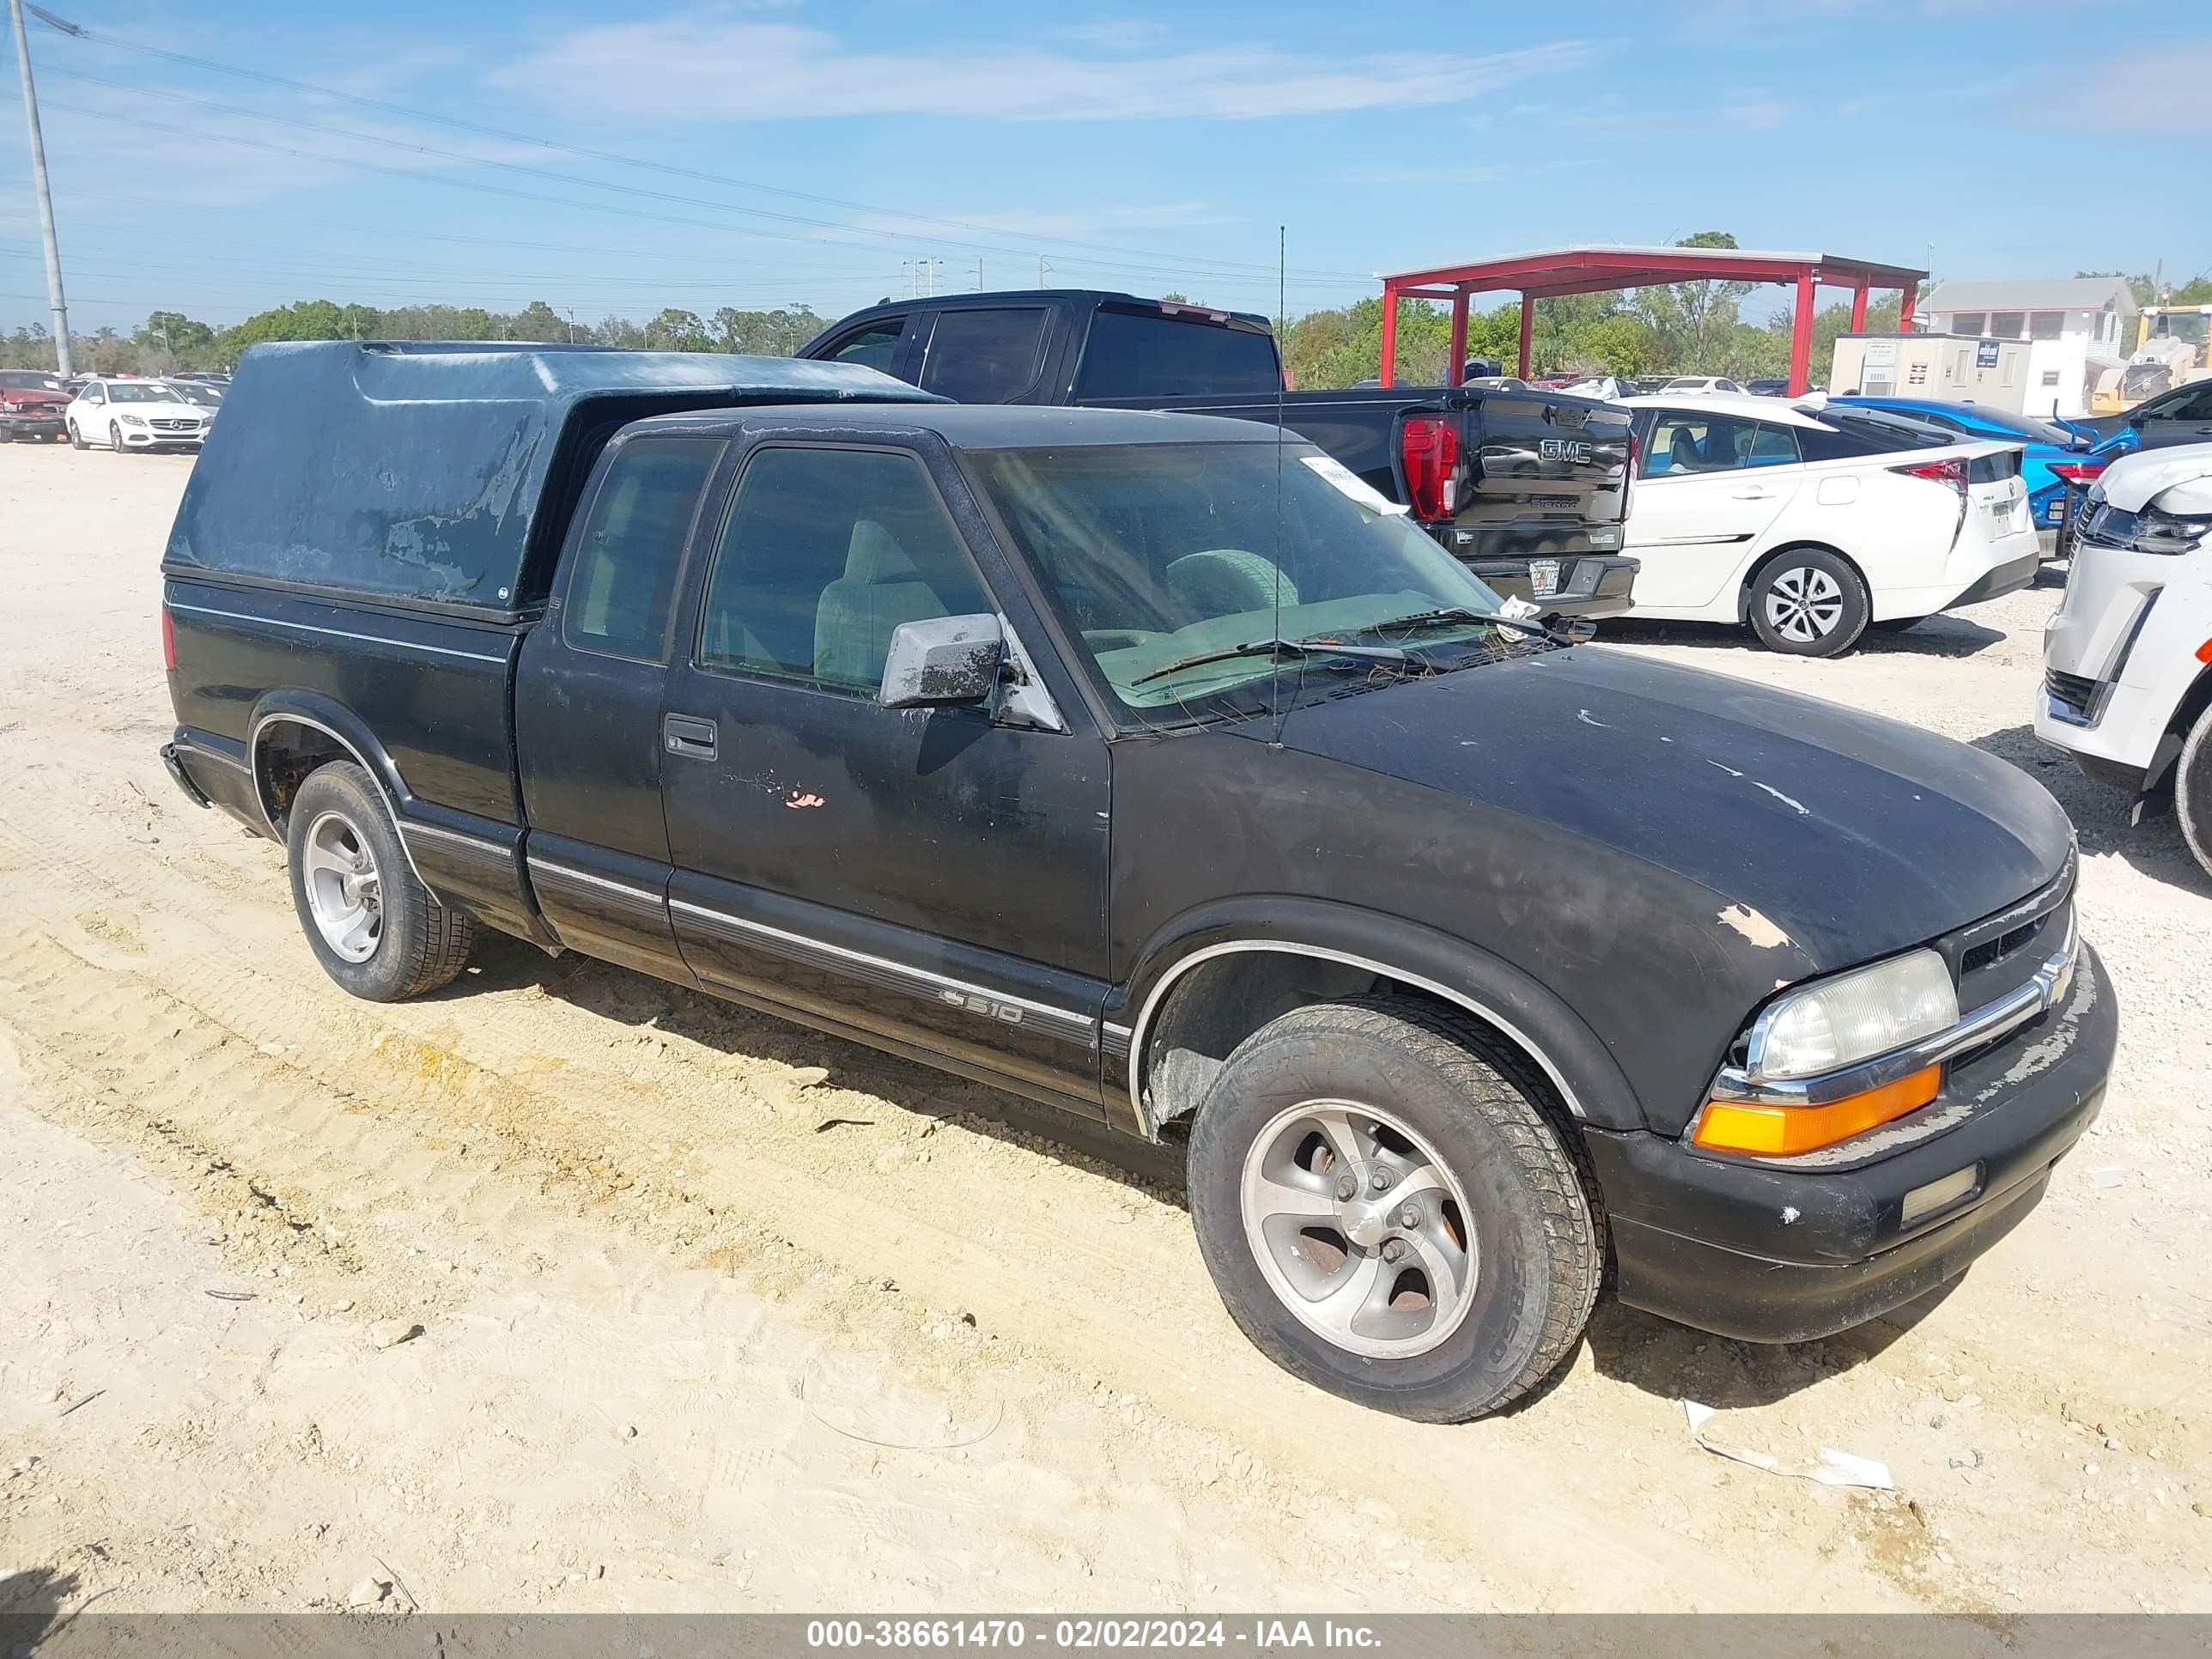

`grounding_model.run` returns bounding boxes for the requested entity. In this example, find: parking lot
[3,441,2208,1614]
